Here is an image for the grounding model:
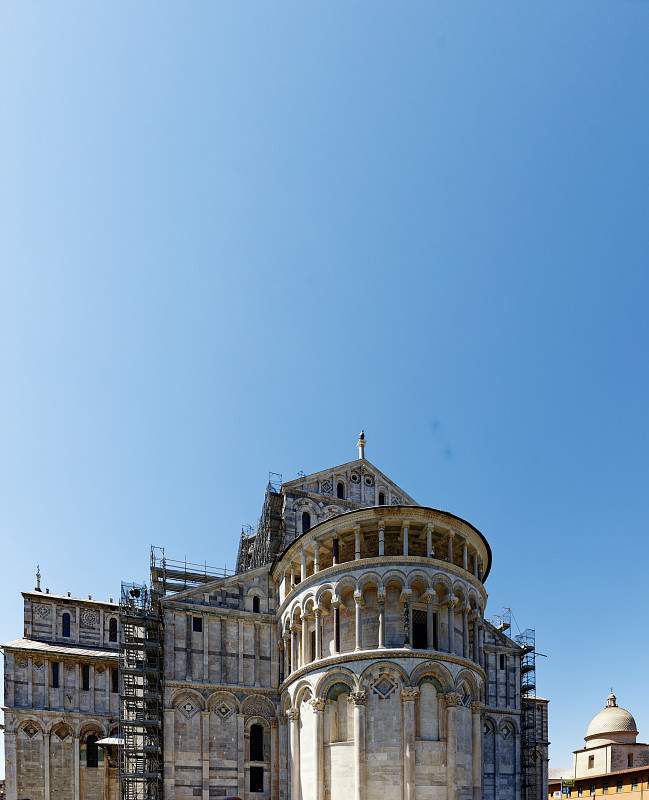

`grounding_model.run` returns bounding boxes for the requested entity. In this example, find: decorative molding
[34,604,51,619]
[80,609,99,628]
[349,691,367,706]
[444,692,462,707]
[310,698,326,713]
[286,708,300,721]
[401,687,420,702]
